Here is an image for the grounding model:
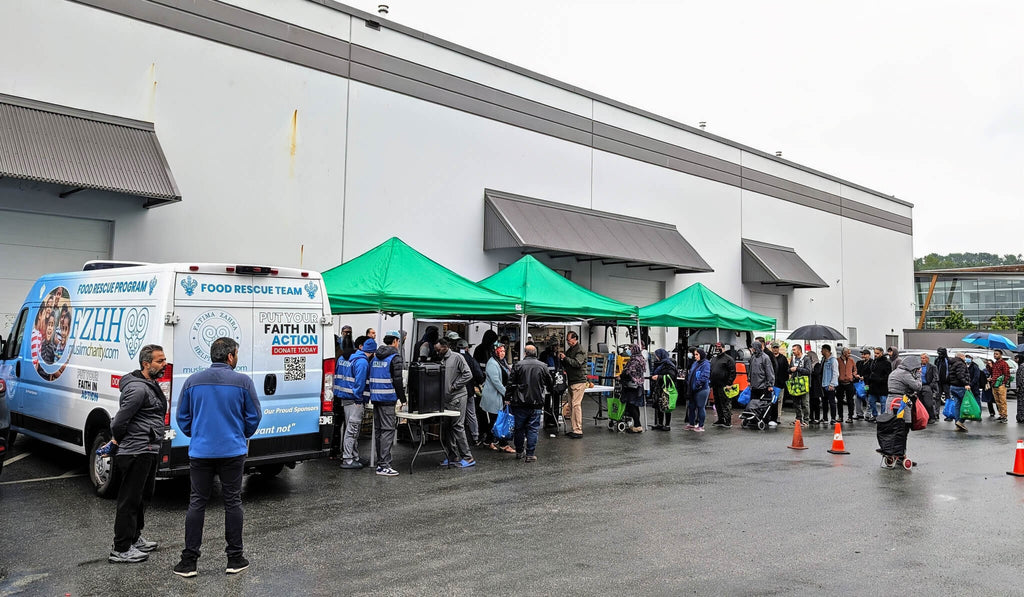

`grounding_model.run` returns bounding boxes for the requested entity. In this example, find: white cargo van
[0,262,336,496]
